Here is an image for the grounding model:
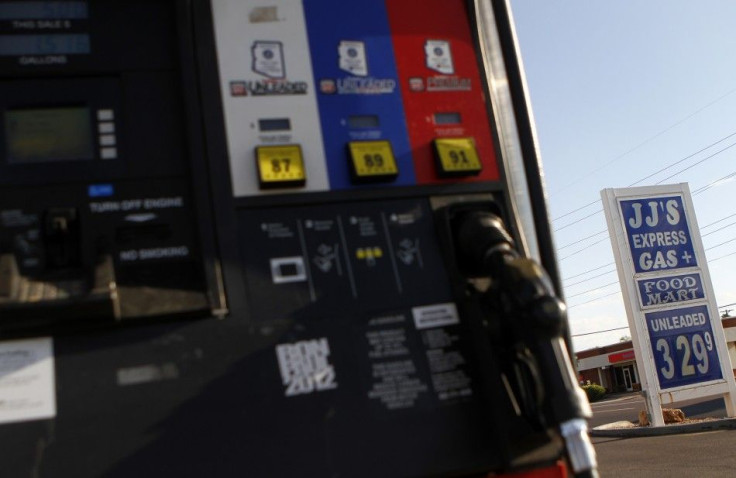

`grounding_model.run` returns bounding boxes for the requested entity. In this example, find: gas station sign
[602,184,736,426]
[645,304,722,389]
[619,195,696,273]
